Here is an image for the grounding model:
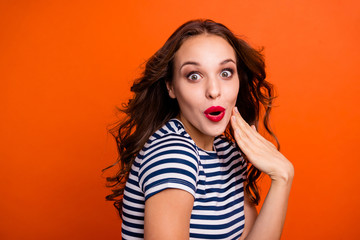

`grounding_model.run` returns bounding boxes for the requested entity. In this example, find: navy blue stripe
[144,171,196,193]
[191,204,244,220]
[199,151,218,159]
[189,220,244,239]
[195,186,244,203]
[216,143,234,152]
[122,202,144,213]
[204,158,244,177]
[197,176,245,190]
[159,128,168,134]
[133,160,140,168]
[141,133,196,154]
[143,148,198,170]
[200,155,240,169]
[122,211,144,221]
[122,228,143,239]
[165,121,176,132]
[129,168,138,177]
[152,132,161,139]
[122,219,144,229]
[123,194,144,205]
[121,119,246,239]
[124,184,143,197]
[140,148,197,171]
[193,196,244,211]
[127,178,139,187]
[190,213,245,230]
[204,151,241,167]
[139,158,197,185]
[194,181,244,197]
[145,178,196,200]
[218,148,240,161]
